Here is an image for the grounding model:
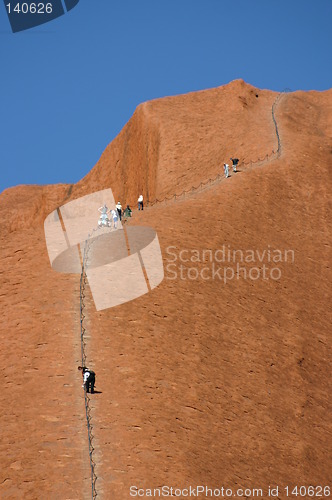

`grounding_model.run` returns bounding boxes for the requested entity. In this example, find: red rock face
[1,80,331,498]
